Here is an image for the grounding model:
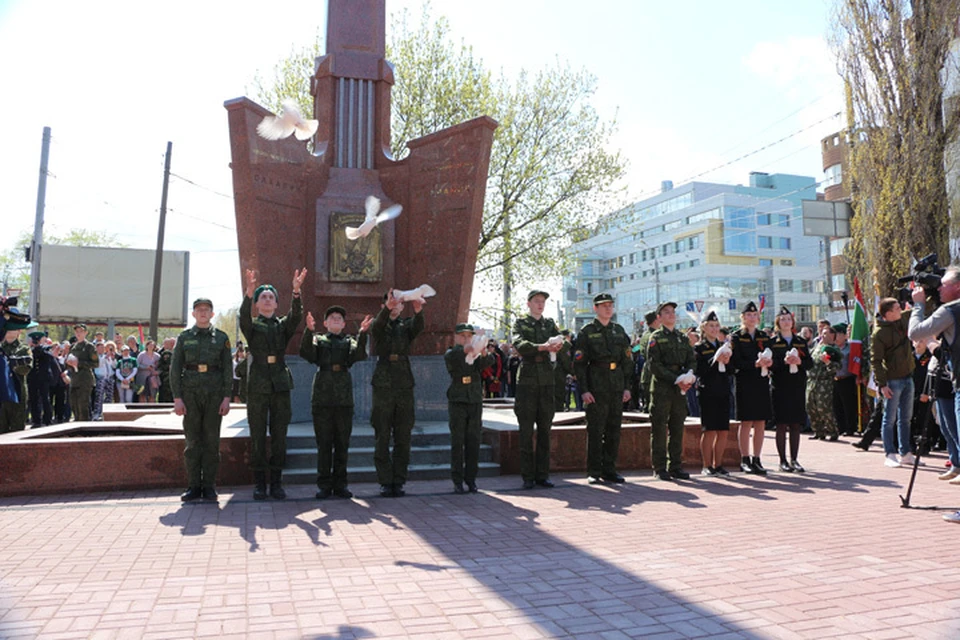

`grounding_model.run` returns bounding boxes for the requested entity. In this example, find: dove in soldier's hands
[345,195,403,241]
[465,331,488,365]
[392,284,436,304]
[256,99,319,141]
